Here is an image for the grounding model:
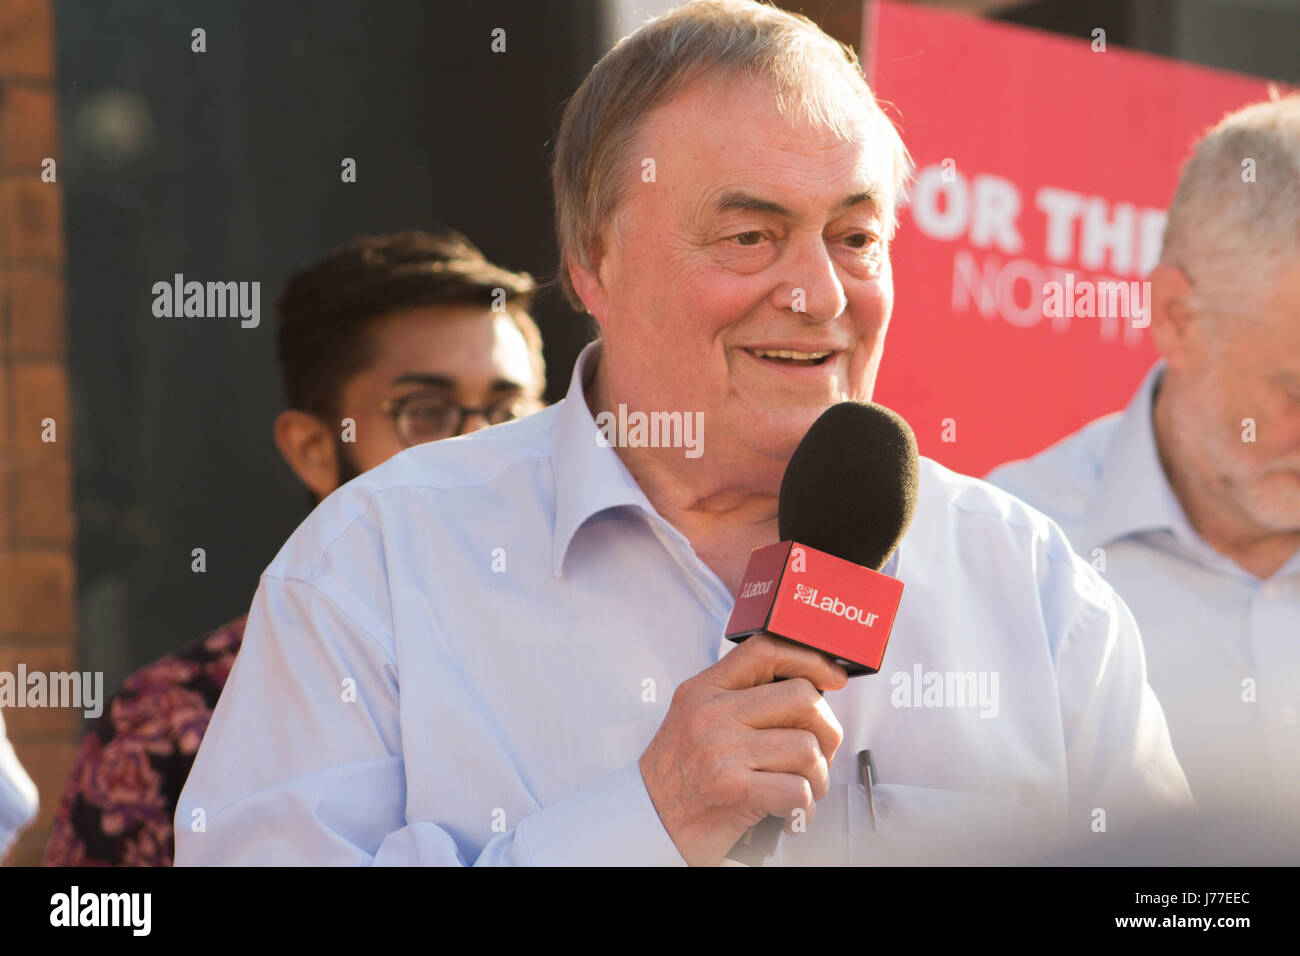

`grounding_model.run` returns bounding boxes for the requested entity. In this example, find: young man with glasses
[42,228,545,866]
